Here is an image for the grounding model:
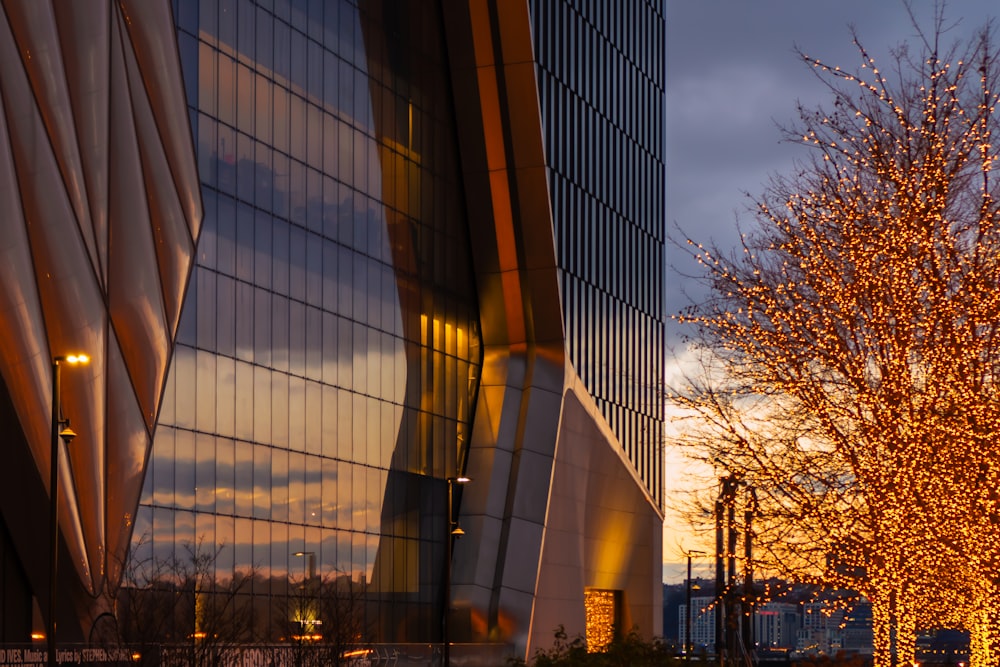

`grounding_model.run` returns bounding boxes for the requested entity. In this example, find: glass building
[532,0,665,507]
[0,0,664,660]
